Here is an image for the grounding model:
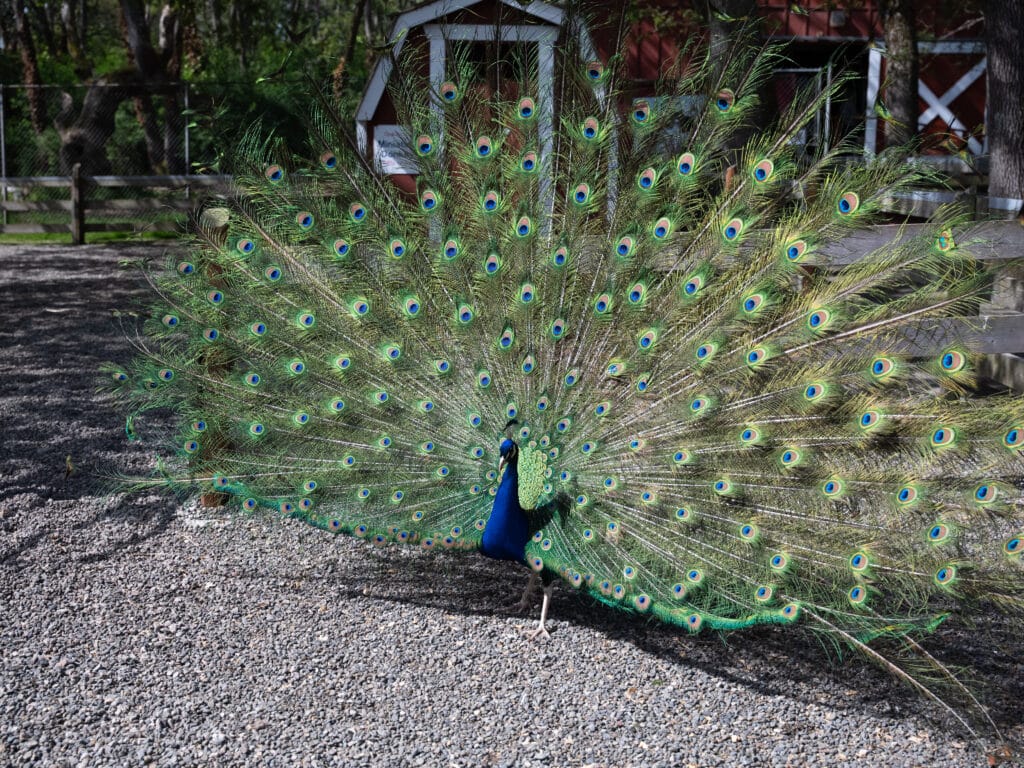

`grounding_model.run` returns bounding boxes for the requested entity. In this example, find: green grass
[0,231,180,245]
